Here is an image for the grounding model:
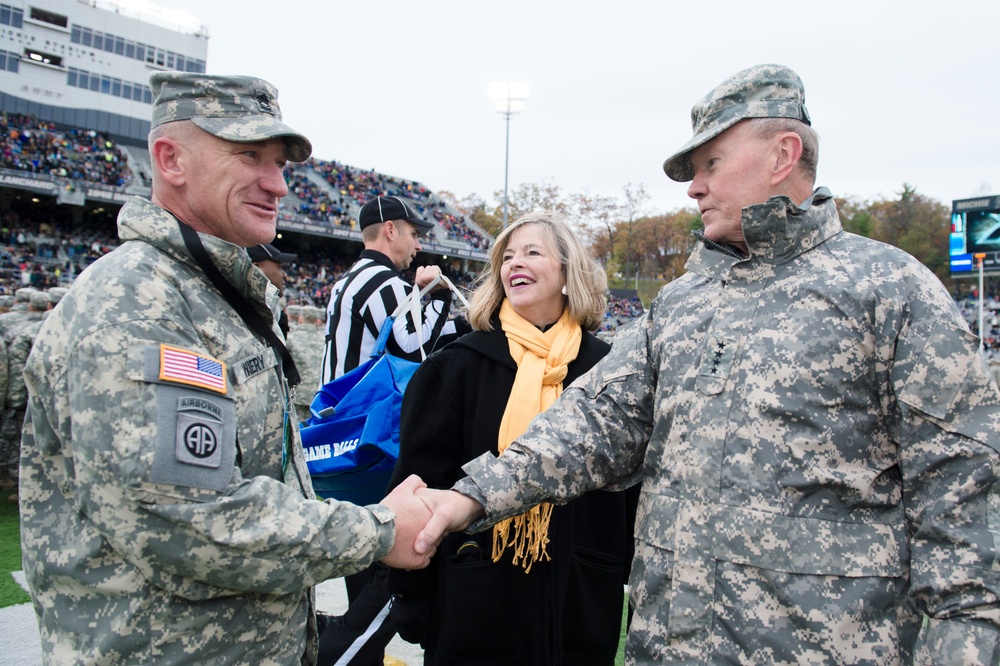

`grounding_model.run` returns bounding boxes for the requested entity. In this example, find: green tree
[868,184,951,285]
[836,197,876,238]
[619,183,651,285]
[632,209,699,281]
